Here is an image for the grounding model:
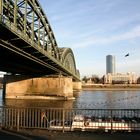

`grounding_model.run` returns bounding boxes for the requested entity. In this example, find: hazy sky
[40,0,140,77]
